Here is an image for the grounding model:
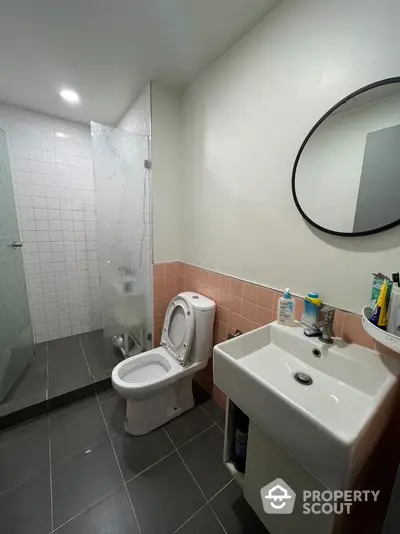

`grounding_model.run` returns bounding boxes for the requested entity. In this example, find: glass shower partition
[91,123,153,356]
[0,128,34,403]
